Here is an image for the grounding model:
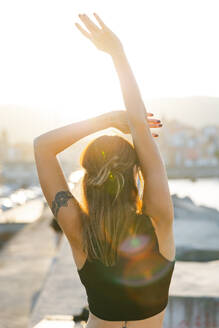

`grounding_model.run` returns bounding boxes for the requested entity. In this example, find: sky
[0,0,219,133]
